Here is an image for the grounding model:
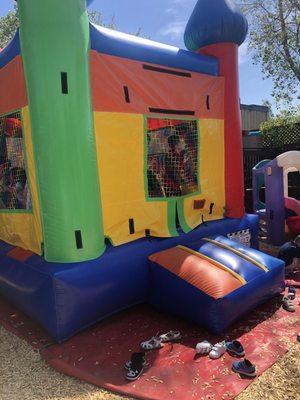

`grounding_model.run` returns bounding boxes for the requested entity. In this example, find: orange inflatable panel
[90,51,224,119]
[0,56,28,115]
[149,246,243,299]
